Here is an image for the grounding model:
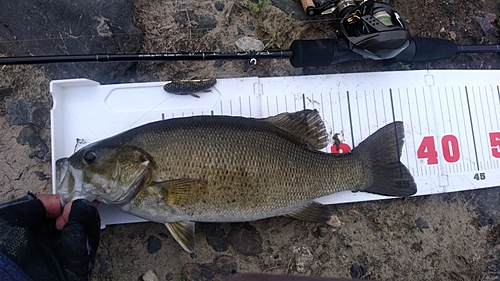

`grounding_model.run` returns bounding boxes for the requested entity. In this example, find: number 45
[474,173,486,181]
